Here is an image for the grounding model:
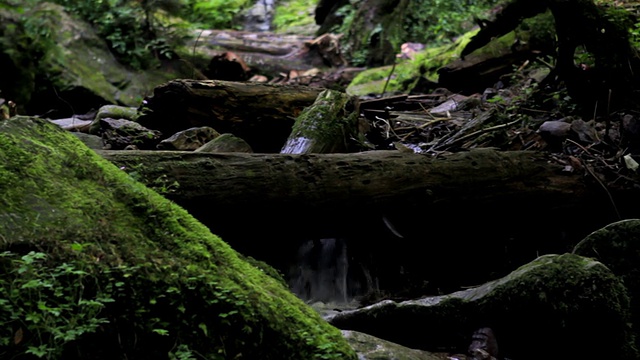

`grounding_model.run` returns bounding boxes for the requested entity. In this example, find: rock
[100,118,162,150]
[0,3,194,117]
[0,115,357,360]
[71,132,104,150]
[195,133,253,153]
[49,117,92,132]
[573,218,640,350]
[90,105,139,135]
[341,330,446,360]
[328,253,637,360]
[157,126,220,151]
